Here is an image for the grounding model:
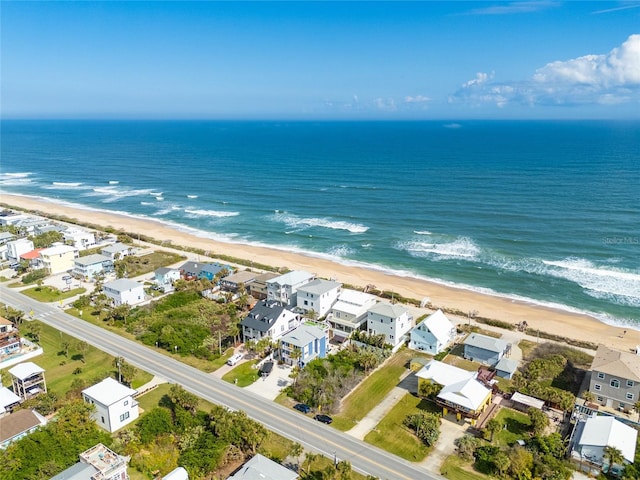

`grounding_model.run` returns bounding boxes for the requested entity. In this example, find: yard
[222,359,260,387]
[443,345,482,372]
[116,251,185,278]
[21,285,86,303]
[441,456,490,480]
[492,407,532,447]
